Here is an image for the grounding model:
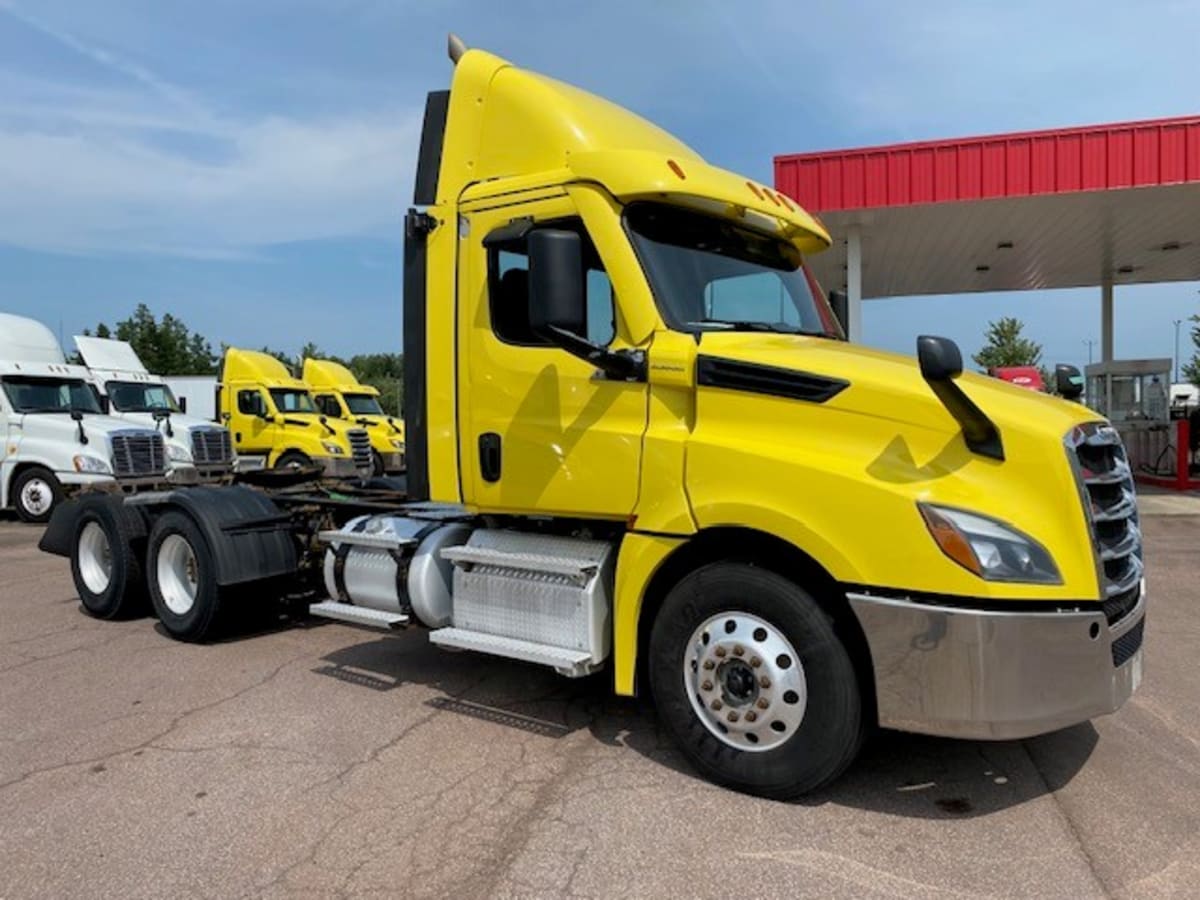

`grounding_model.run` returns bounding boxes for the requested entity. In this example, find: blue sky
[0,0,1197,371]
